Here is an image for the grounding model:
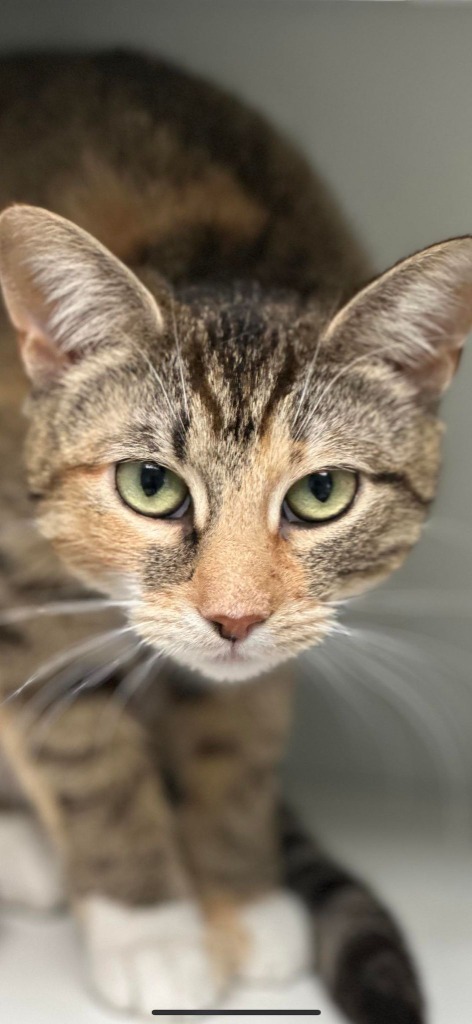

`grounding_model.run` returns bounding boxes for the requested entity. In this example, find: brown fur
[58,153,269,264]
